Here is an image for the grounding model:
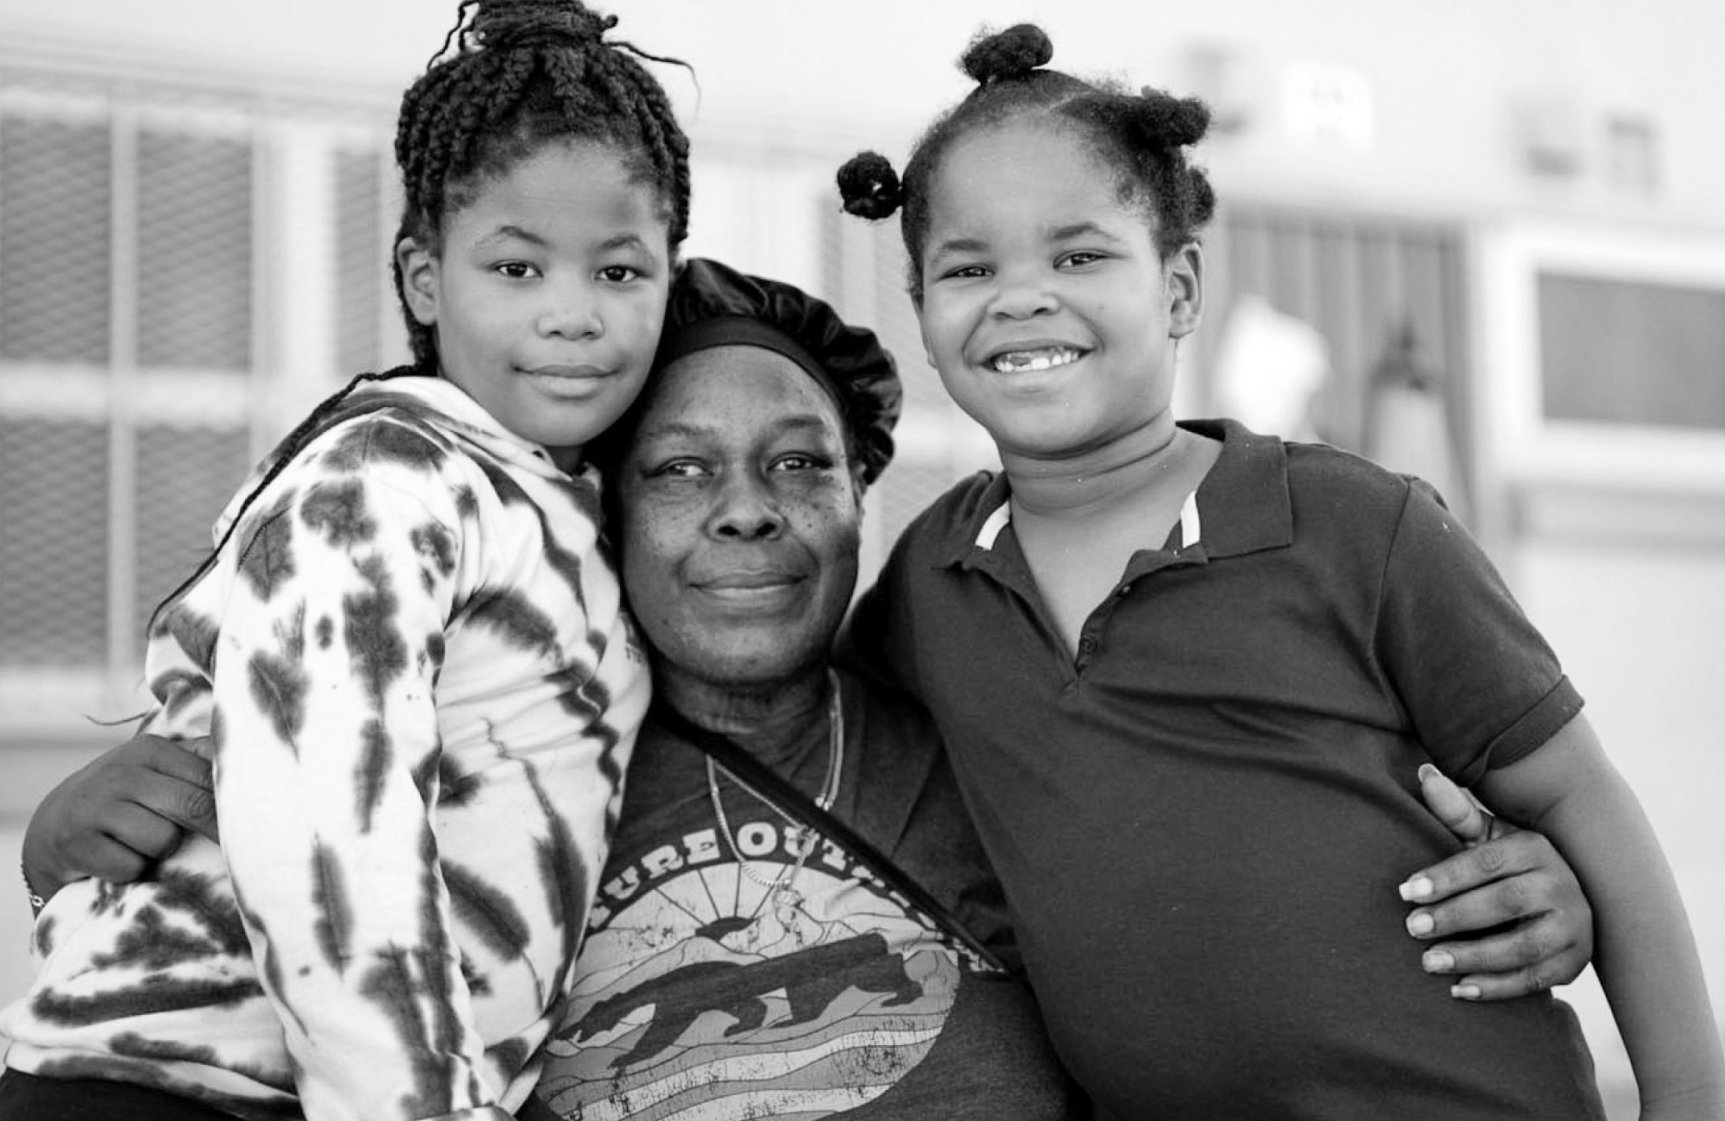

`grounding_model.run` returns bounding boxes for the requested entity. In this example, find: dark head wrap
[649,258,902,486]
